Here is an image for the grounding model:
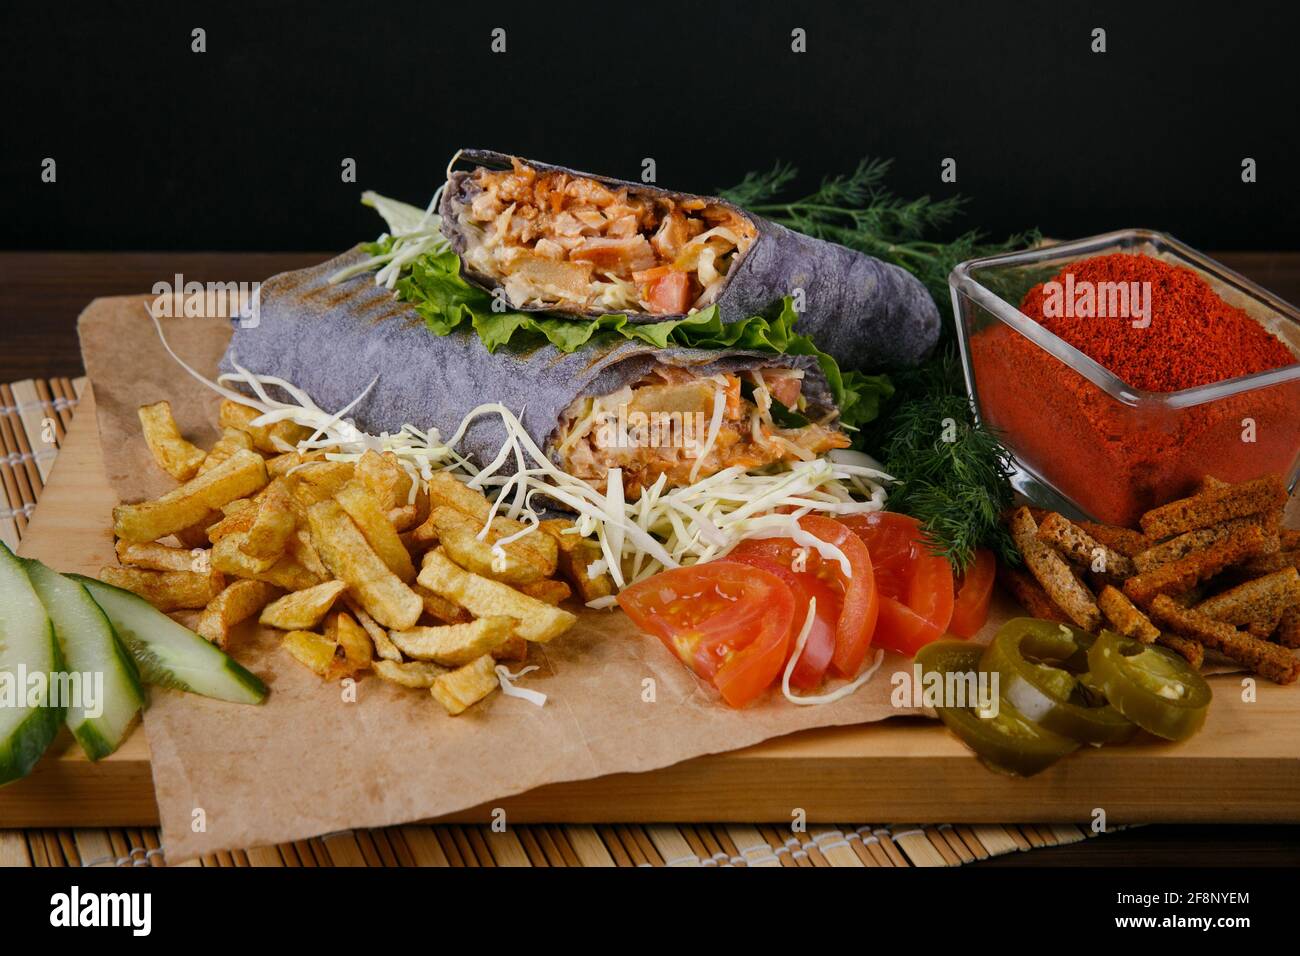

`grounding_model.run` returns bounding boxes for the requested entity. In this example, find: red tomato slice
[798,516,879,677]
[839,512,955,656]
[616,560,794,707]
[731,518,878,678]
[726,553,840,689]
[949,548,996,638]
